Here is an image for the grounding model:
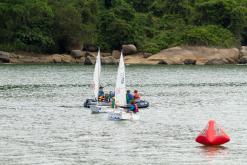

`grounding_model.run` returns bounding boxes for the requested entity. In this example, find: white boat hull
[108,109,140,121]
[90,105,113,114]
